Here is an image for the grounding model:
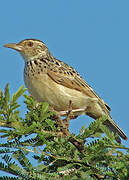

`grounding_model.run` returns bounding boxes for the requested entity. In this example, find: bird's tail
[103,117,128,143]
